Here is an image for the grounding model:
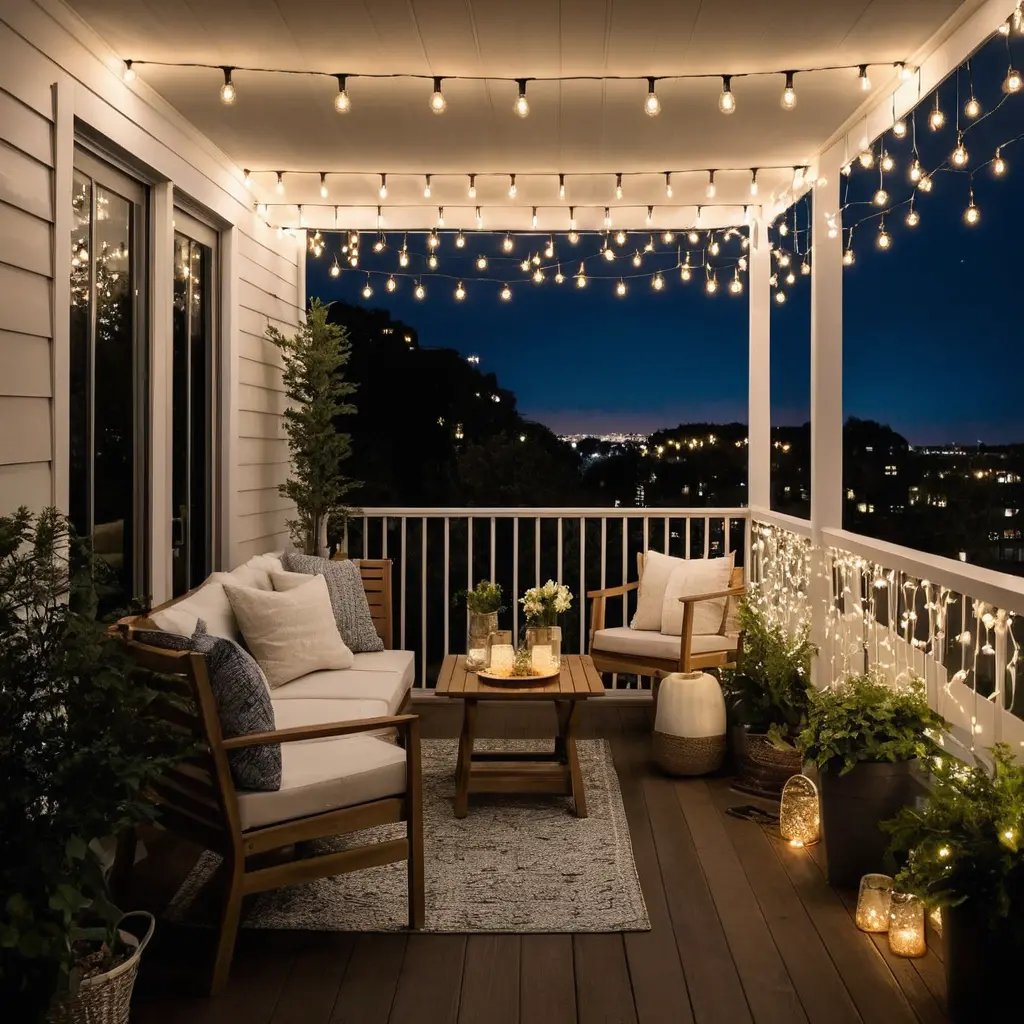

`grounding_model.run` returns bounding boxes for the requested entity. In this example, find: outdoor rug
[167,738,650,933]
